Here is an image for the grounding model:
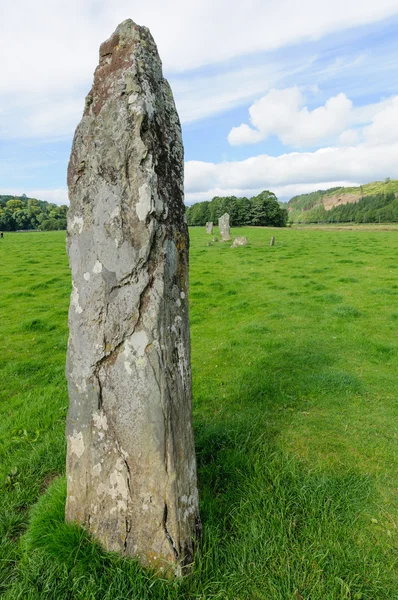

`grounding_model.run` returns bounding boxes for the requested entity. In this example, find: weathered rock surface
[66,19,200,575]
[218,213,231,241]
[231,236,248,248]
[205,222,213,234]
[270,236,275,246]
